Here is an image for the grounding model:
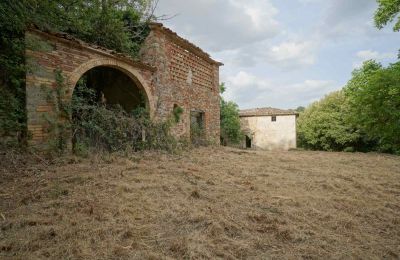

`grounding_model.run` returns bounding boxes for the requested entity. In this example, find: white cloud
[312,0,378,41]
[356,50,396,60]
[156,0,280,52]
[353,50,397,68]
[215,39,318,71]
[265,41,317,68]
[156,0,396,108]
[223,71,338,109]
[298,0,323,4]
